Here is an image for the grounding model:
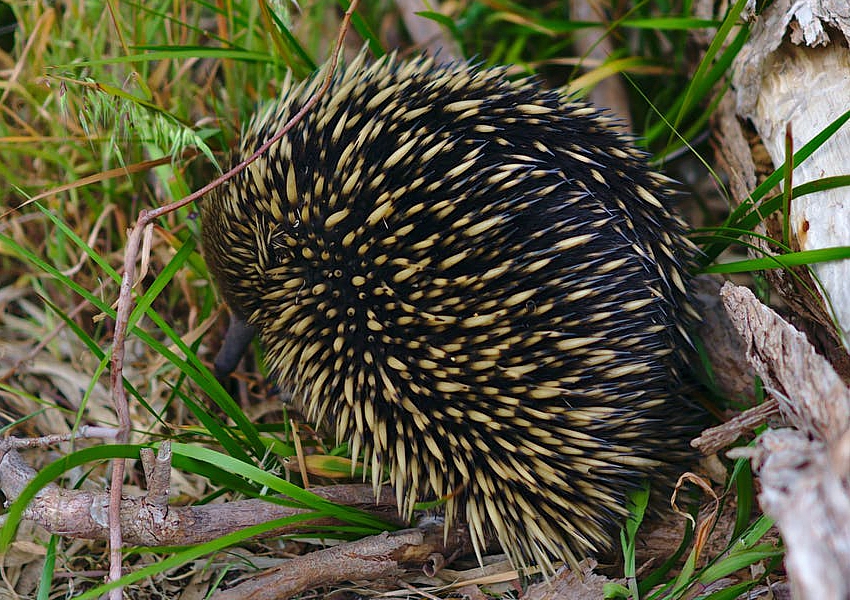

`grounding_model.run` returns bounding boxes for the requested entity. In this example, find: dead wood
[0,441,404,547]
[716,0,850,357]
[209,520,473,600]
[692,399,779,455]
[721,282,850,599]
[693,274,758,406]
[720,283,850,440]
